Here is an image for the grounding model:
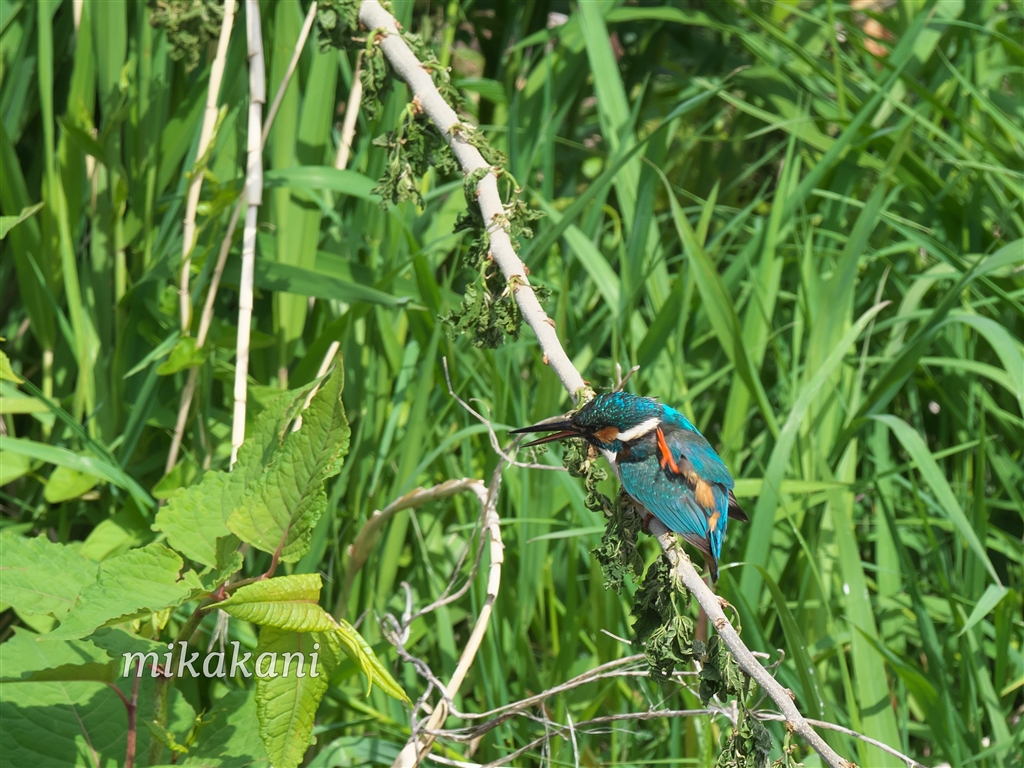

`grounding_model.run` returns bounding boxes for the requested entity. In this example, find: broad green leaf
[0,534,97,619]
[254,627,339,768]
[0,642,195,768]
[47,543,203,641]
[156,385,312,568]
[182,688,269,767]
[43,464,100,503]
[0,627,112,683]
[0,450,31,485]
[227,364,350,563]
[873,415,1001,585]
[211,573,338,633]
[155,471,231,568]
